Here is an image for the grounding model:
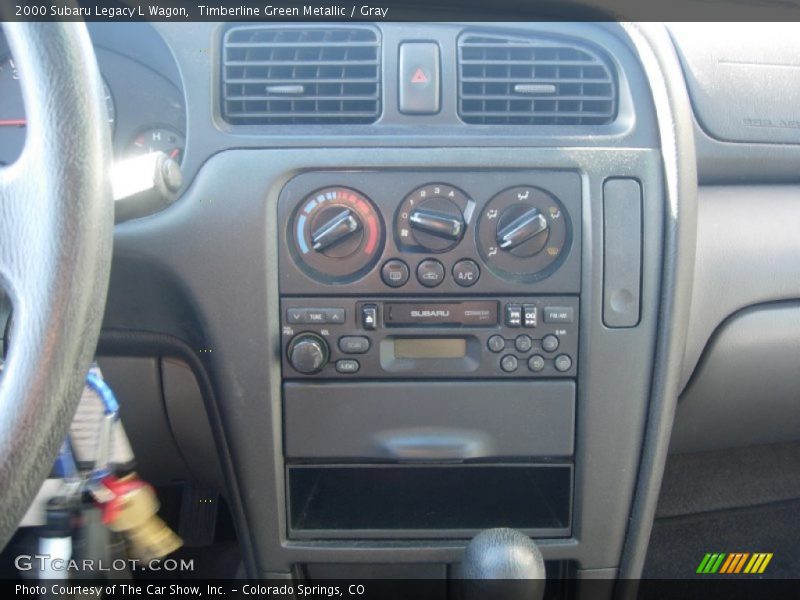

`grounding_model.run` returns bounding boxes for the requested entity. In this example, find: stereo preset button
[500,355,519,373]
[555,354,573,372]
[523,304,538,328]
[515,335,533,353]
[416,259,445,287]
[487,335,505,353]
[541,335,560,353]
[453,259,480,287]
[338,336,371,354]
[528,355,545,372]
[544,306,574,323]
[361,304,378,330]
[381,259,410,287]
[335,359,360,374]
[505,304,522,327]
